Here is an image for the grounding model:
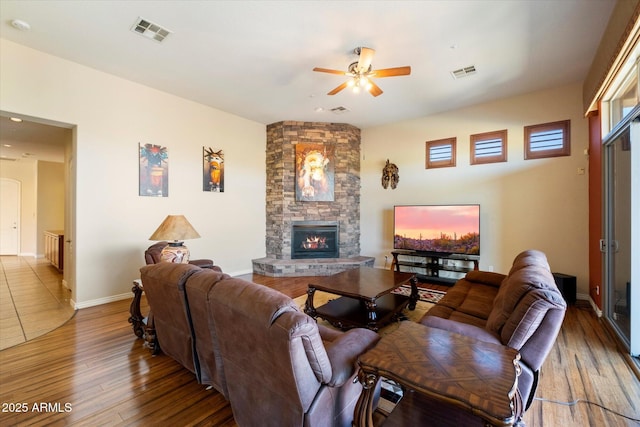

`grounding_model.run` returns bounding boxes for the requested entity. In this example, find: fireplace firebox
[291,221,339,259]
